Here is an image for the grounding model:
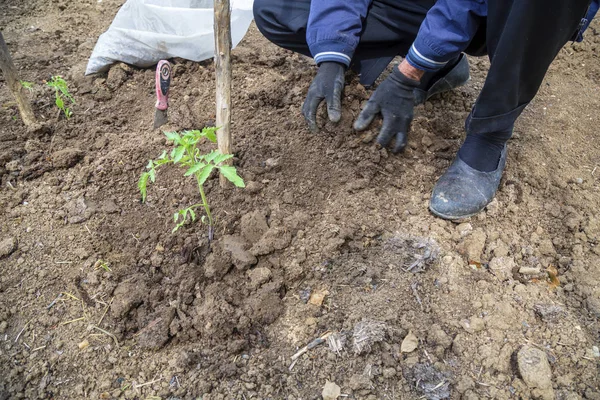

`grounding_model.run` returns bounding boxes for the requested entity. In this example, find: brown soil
[1,1,600,399]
